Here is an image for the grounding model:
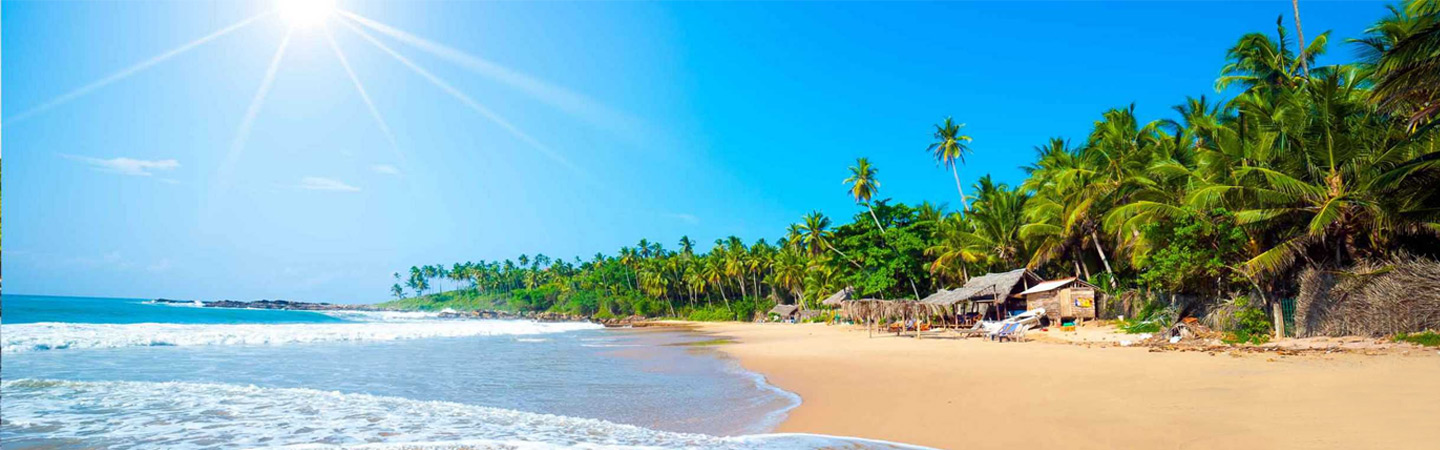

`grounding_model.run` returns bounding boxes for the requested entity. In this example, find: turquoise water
[0,295,922,449]
[2,294,347,324]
